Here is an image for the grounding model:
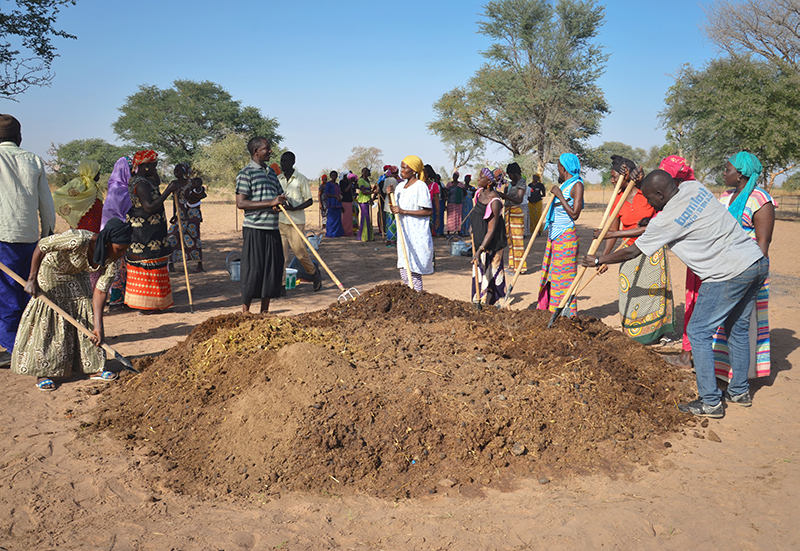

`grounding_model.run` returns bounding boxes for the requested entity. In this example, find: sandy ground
[1,191,799,550]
